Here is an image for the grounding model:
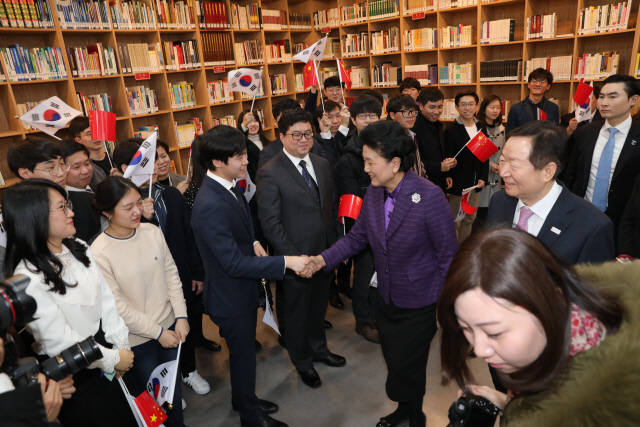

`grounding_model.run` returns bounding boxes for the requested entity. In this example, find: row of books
[55,0,110,29]
[404,64,437,86]
[134,125,159,140]
[289,13,311,30]
[342,33,369,57]
[234,40,264,66]
[201,33,234,67]
[480,19,515,44]
[265,42,291,64]
[269,73,287,95]
[577,2,632,35]
[634,53,640,77]
[117,42,163,74]
[240,84,264,100]
[66,44,118,77]
[313,8,339,29]
[156,0,196,29]
[350,66,370,88]
[439,0,476,10]
[479,59,522,82]
[322,38,341,59]
[573,51,620,80]
[261,9,287,30]
[524,56,572,81]
[76,92,112,116]
[169,81,196,110]
[368,0,399,20]
[371,27,401,54]
[212,115,236,128]
[526,14,557,40]
[372,62,401,87]
[441,25,474,48]
[0,0,54,28]
[198,1,229,29]
[175,119,201,147]
[439,62,475,84]
[441,99,459,120]
[127,84,159,116]
[403,0,436,14]
[1,45,67,81]
[207,79,233,104]
[110,0,156,30]
[163,40,201,71]
[340,2,367,24]
[230,3,260,30]
[293,73,304,92]
[404,28,438,51]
